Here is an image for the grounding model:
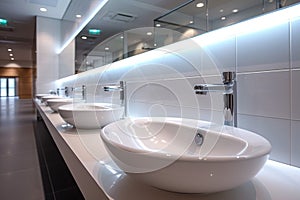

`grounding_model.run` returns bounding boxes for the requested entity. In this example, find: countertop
[35,99,300,200]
